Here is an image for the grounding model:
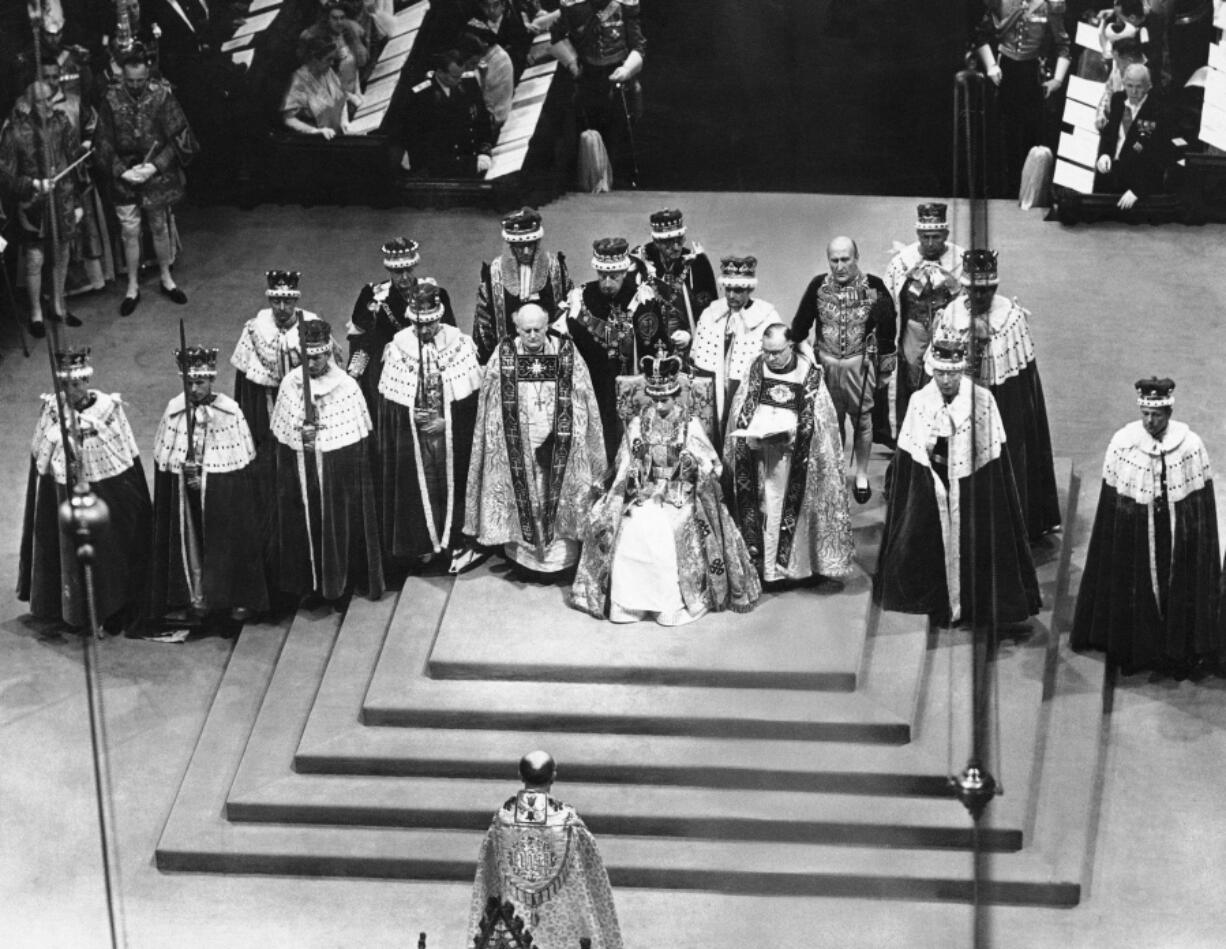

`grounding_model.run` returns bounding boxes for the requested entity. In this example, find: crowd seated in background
[297,1,370,96]
[283,34,352,139]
